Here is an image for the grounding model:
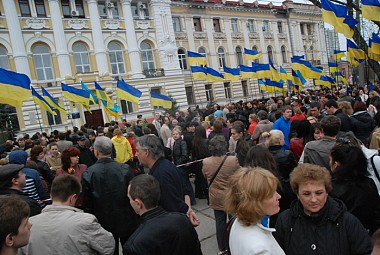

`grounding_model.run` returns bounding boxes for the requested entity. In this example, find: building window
[131,3,139,19]
[310,46,314,60]
[307,24,313,35]
[0,46,10,70]
[108,42,125,75]
[61,0,71,17]
[252,46,260,63]
[236,46,243,66]
[218,47,226,67]
[300,24,305,35]
[47,109,62,125]
[198,47,206,57]
[19,0,31,17]
[304,45,308,60]
[73,43,91,73]
[185,86,195,105]
[173,17,181,32]
[241,80,248,97]
[141,41,155,71]
[231,18,238,32]
[121,99,134,114]
[32,44,54,81]
[224,82,231,99]
[35,0,46,17]
[281,45,287,63]
[213,18,221,32]
[263,20,270,32]
[75,0,85,17]
[98,1,107,18]
[110,1,120,19]
[178,49,187,70]
[205,84,214,102]
[151,87,163,109]
[62,0,85,18]
[277,21,283,33]
[193,17,202,32]
[267,46,273,63]
[247,19,255,33]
